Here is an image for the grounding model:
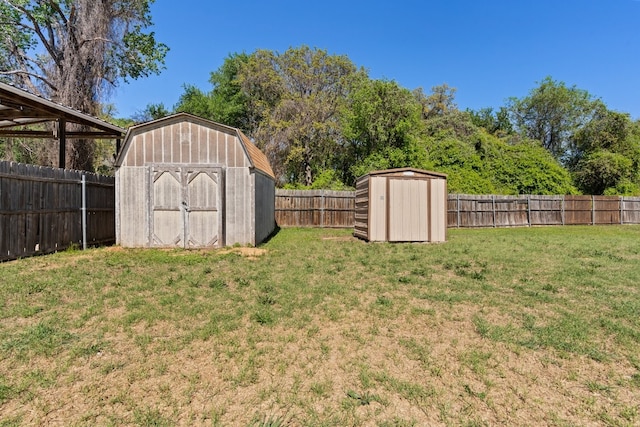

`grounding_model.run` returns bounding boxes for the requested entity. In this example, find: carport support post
[58,119,66,169]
